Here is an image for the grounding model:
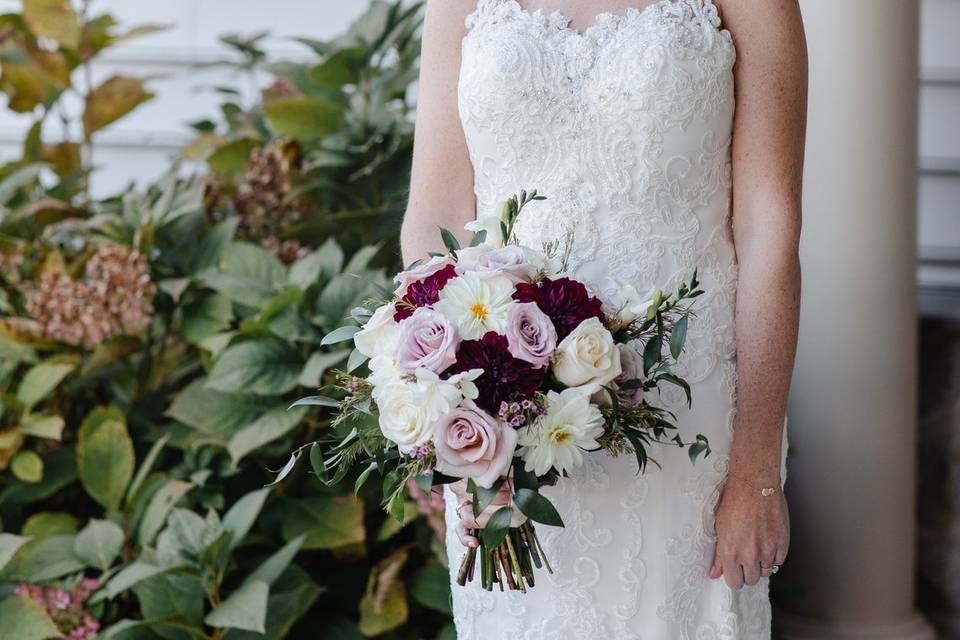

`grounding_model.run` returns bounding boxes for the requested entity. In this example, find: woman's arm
[709,0,807,590]
[400,0,477,266]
